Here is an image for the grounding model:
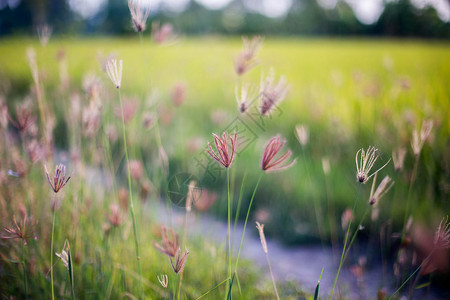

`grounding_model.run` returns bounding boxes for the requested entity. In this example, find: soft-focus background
[0,0,449,299]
